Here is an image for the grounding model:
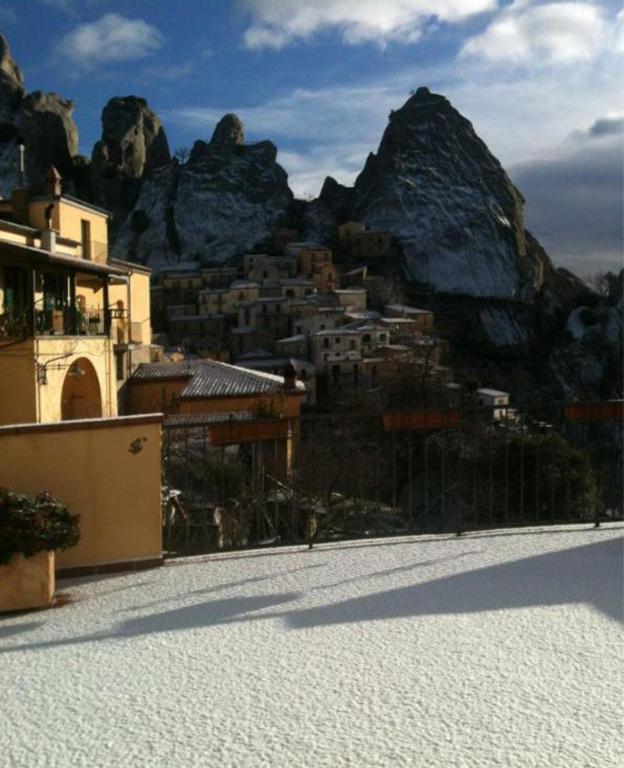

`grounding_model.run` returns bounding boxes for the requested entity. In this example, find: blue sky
[1,0,622,272]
